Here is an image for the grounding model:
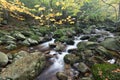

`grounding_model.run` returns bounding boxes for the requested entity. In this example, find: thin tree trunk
[118,2,120,20]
